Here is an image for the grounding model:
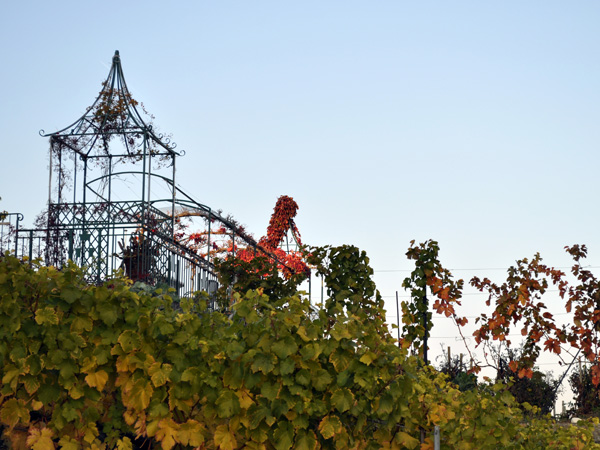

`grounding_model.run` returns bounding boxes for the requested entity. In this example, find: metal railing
[0,212,24,256]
